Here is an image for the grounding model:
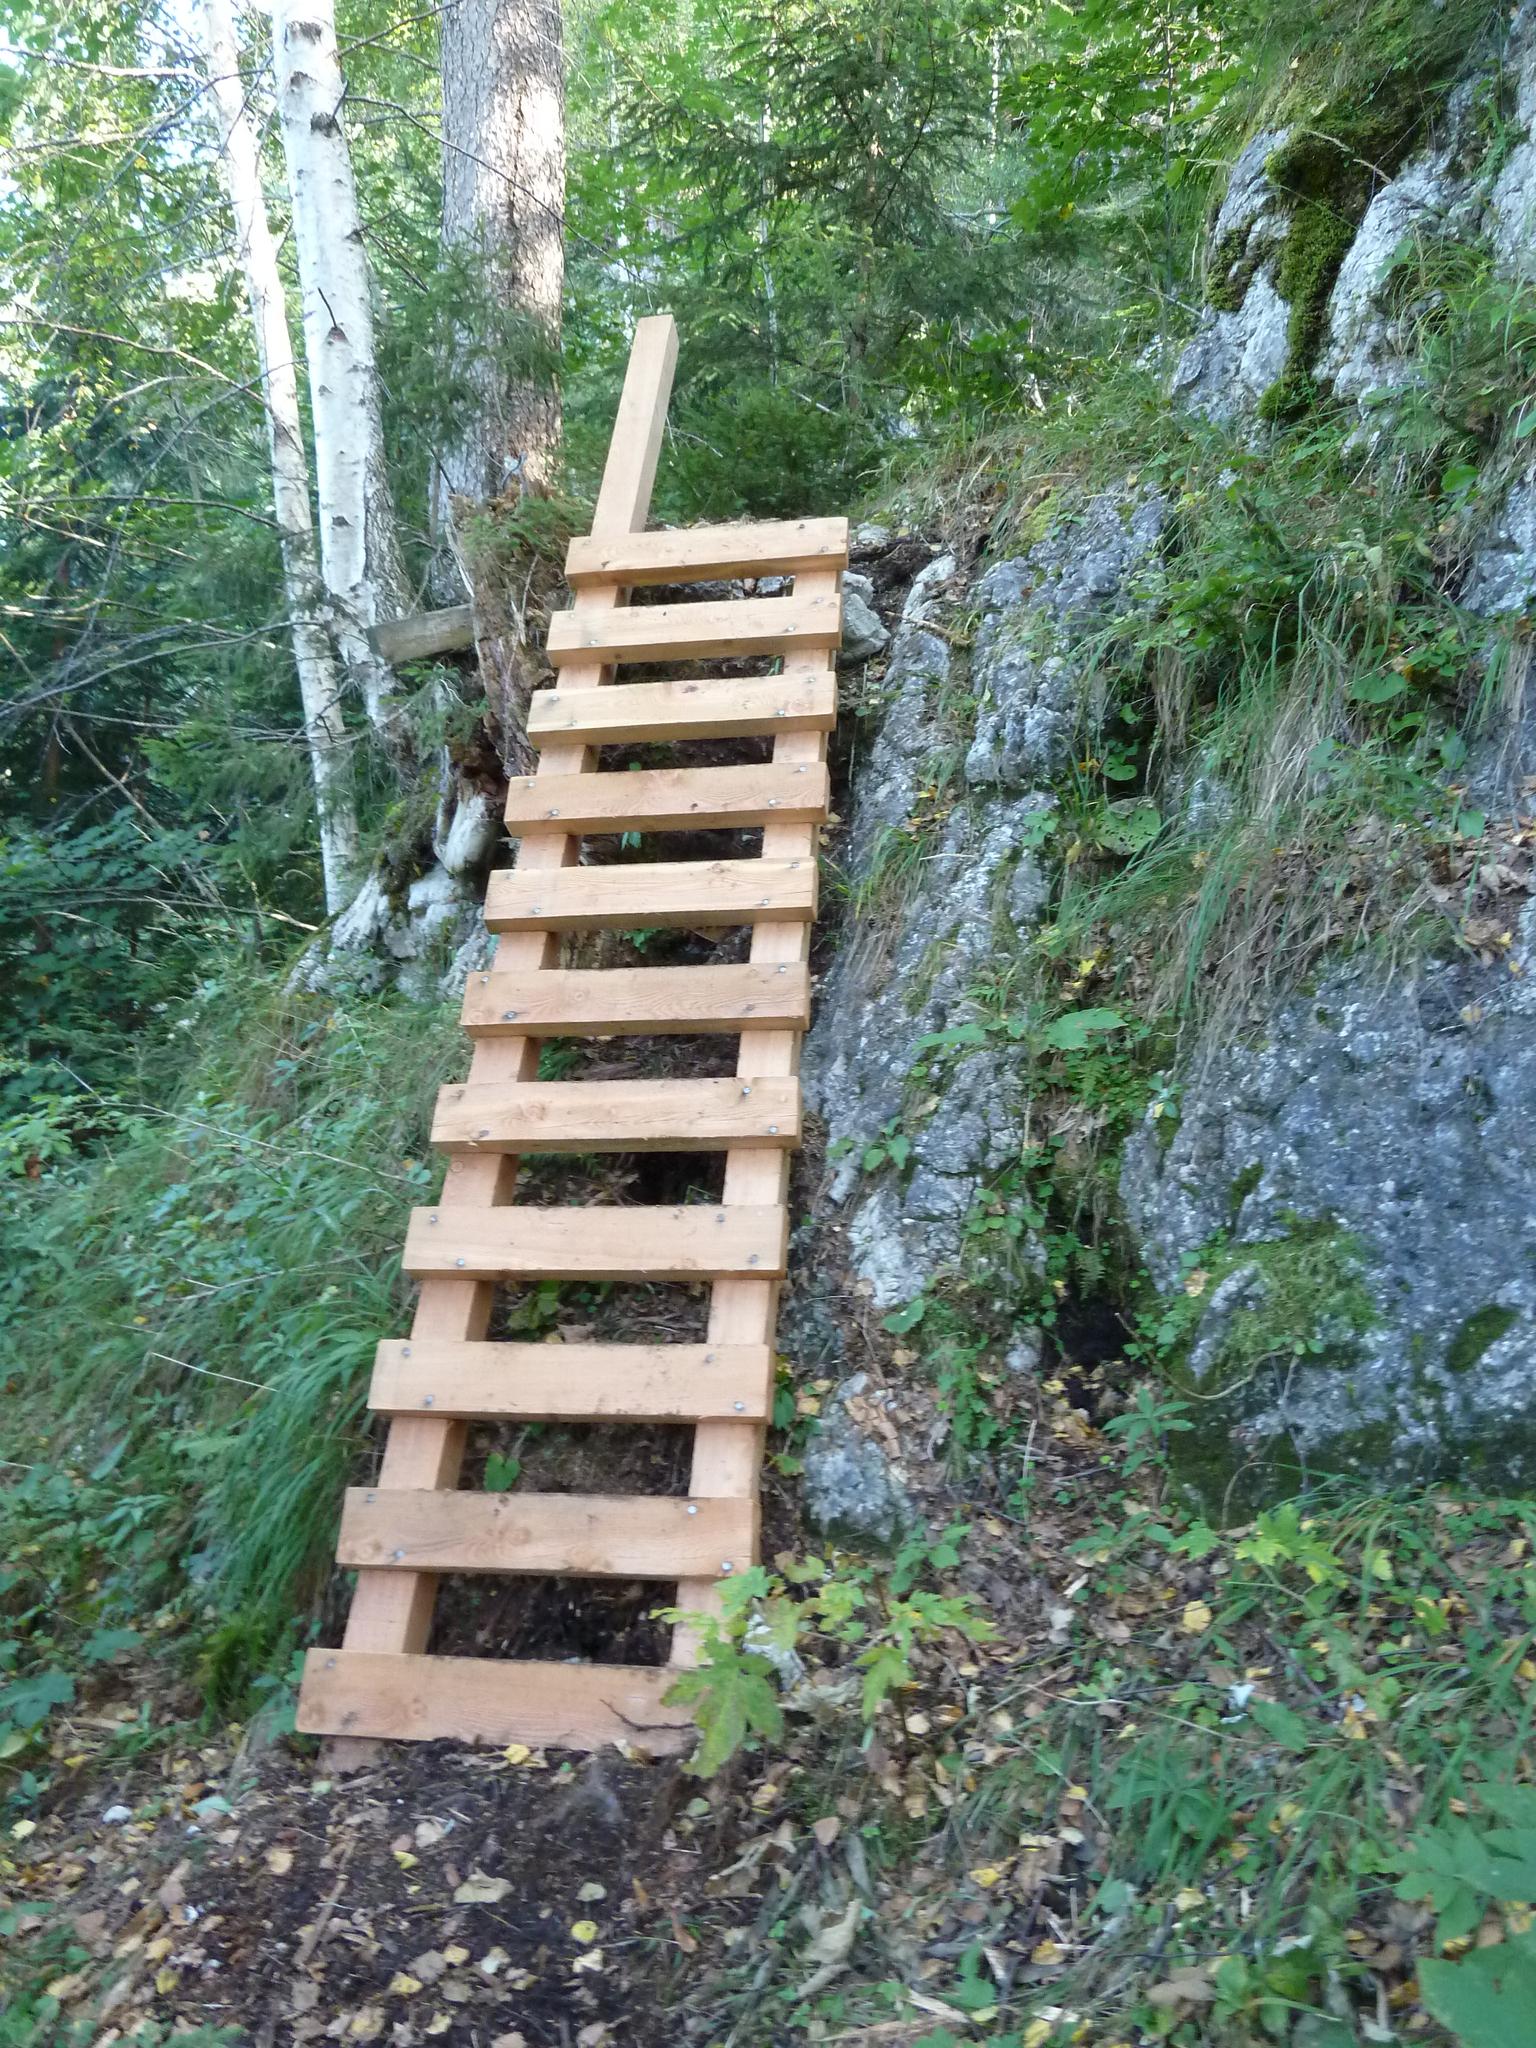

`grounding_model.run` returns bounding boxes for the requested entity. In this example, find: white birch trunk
[269,0,408,742]
[197,0,359,914]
